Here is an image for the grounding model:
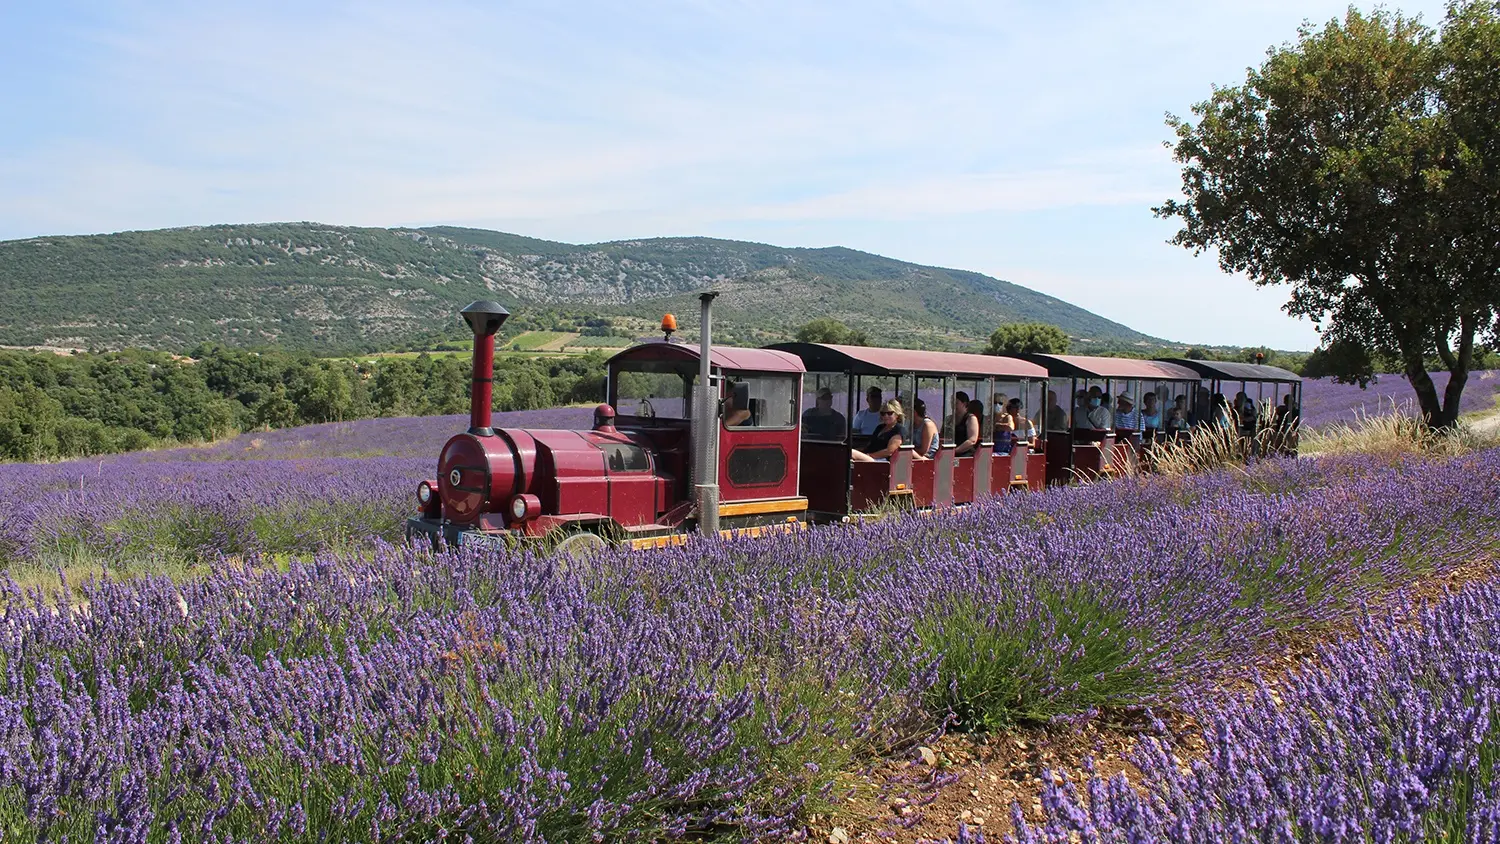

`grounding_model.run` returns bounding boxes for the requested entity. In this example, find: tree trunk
[1439,368,1469,429]
[1404,360,1446,427]
[1432,314,1477,431]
